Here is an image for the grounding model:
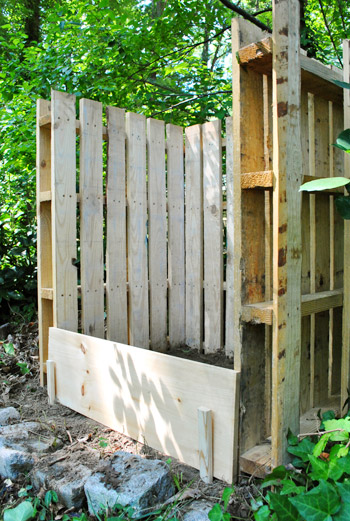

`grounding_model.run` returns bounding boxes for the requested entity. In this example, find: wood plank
[185,124,203,350]
[49,327,240,483]
[232,18,267,455]
[47,360,56,405]
[147,118,167,351]
[241,171,273,188]
[41,288,54,300]
[37,98,53,384]
[198,407,213,484]
[225,117,234,357]
[242,289,343,325]
[342,40,350,410]
[126,112,149,348]
[271,0,302,467]
[79,98,104,338]
[51,91,78,334]
[203,120,223,353]
[106,106,128,344]
[166,124,185,349]
[40,115,108,140]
